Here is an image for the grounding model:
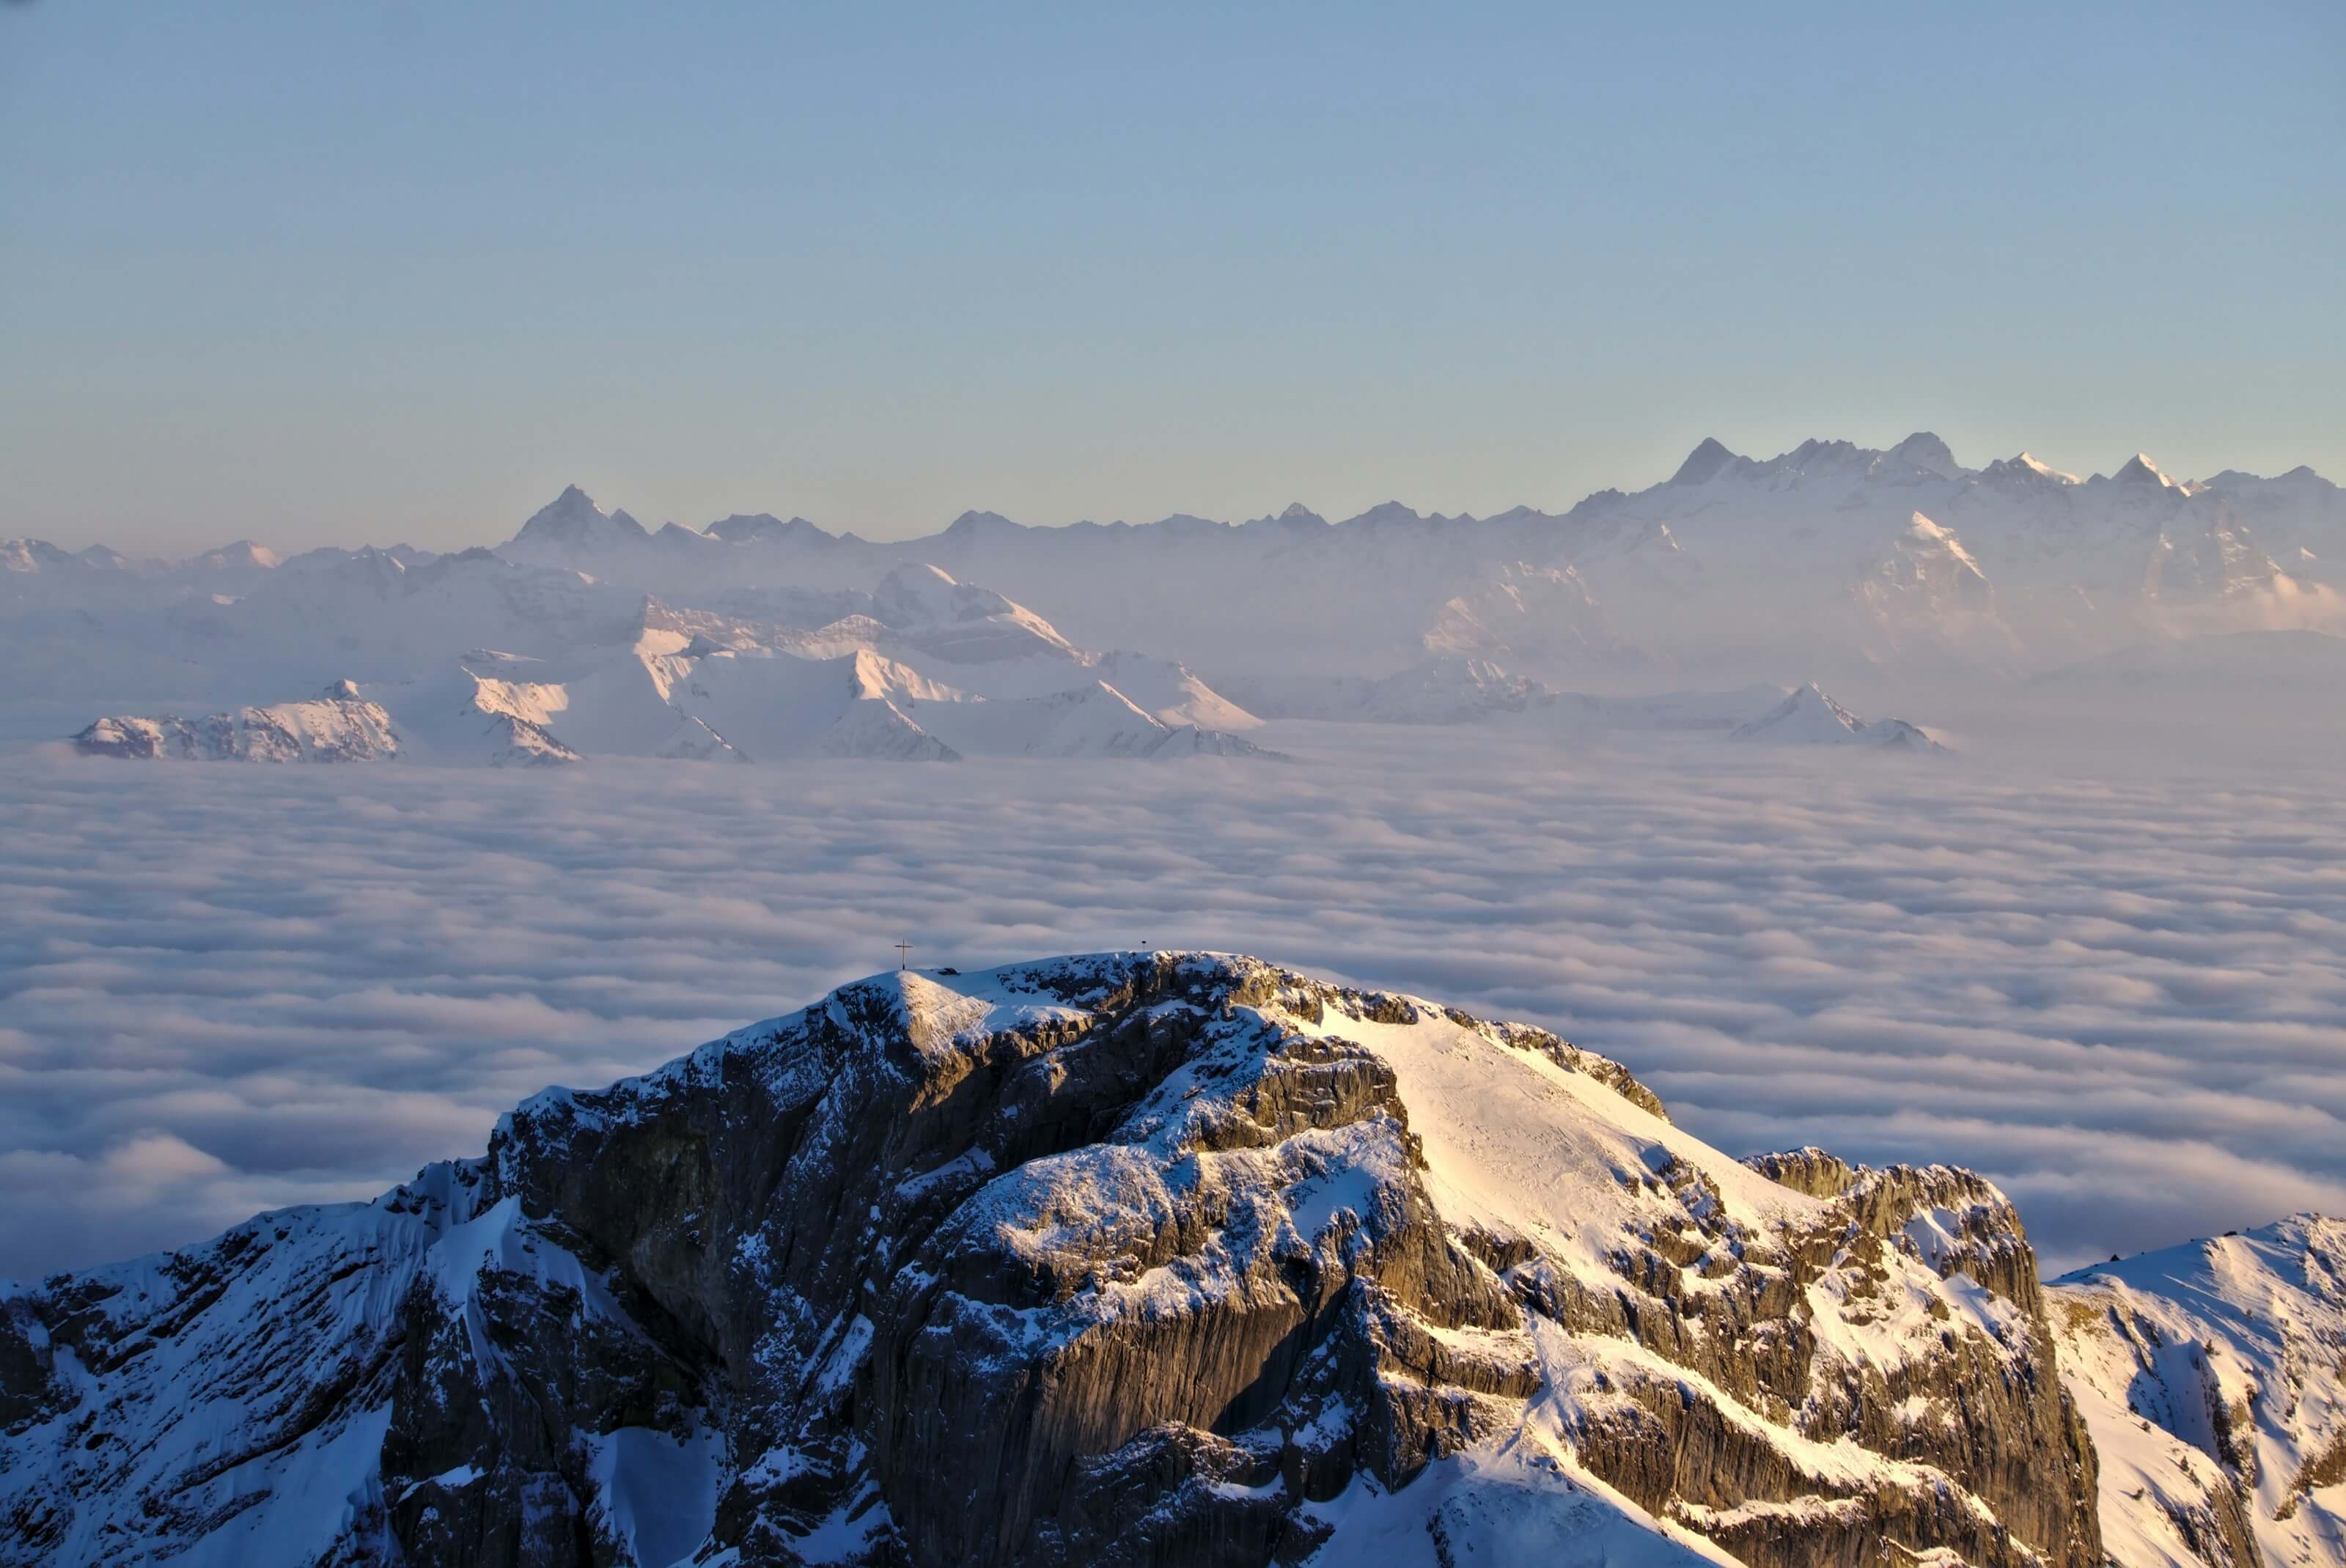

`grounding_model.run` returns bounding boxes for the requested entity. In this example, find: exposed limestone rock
[2,952,2134,1567]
